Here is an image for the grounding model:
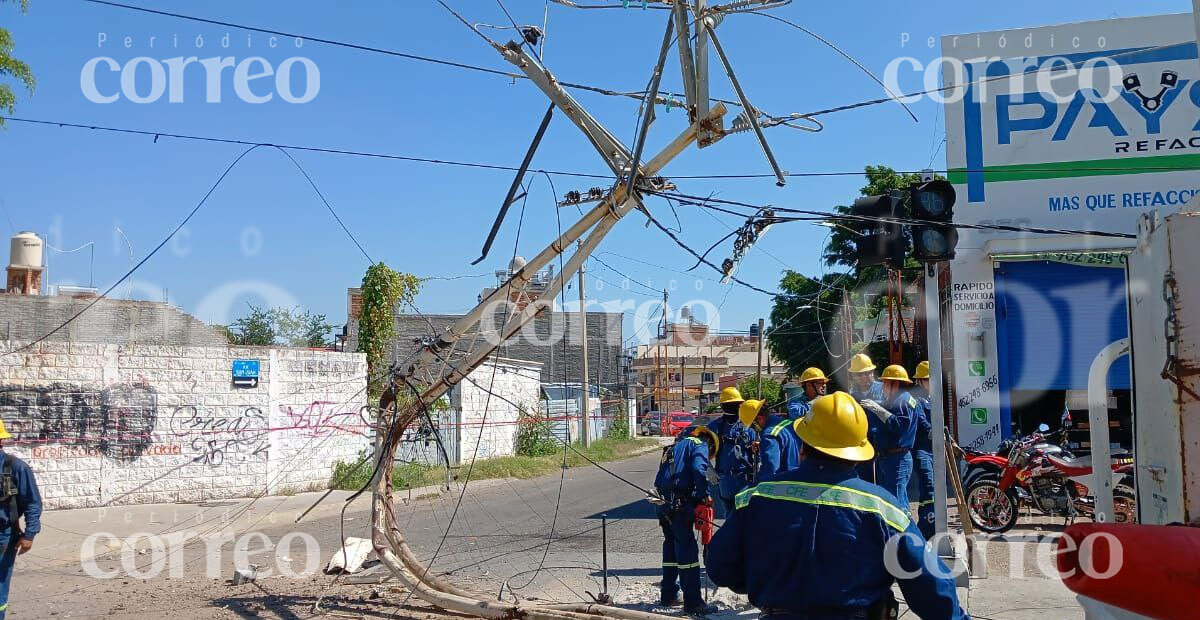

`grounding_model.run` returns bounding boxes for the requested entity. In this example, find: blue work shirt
[866,390,919,454]
[654,436,711,503]
[757,418,803,480]
[0,451,42,540]
[912,392,933,453]
[707,415,757,502]
[785,395,812,420]
[850,380,884,404]
[705,460,968,619]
